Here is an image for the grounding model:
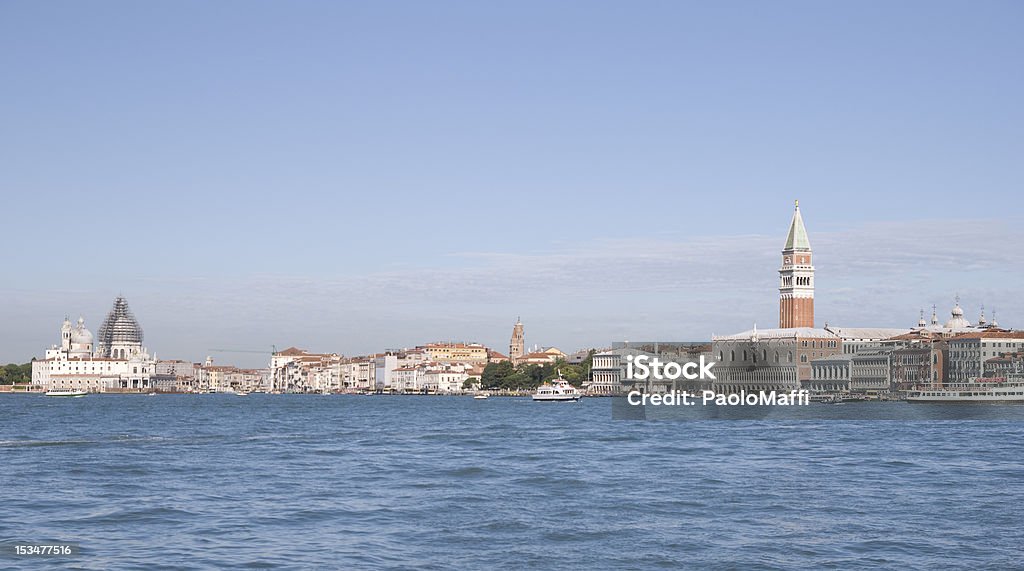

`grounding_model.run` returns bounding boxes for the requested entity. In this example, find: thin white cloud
[3,218,1022,367]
